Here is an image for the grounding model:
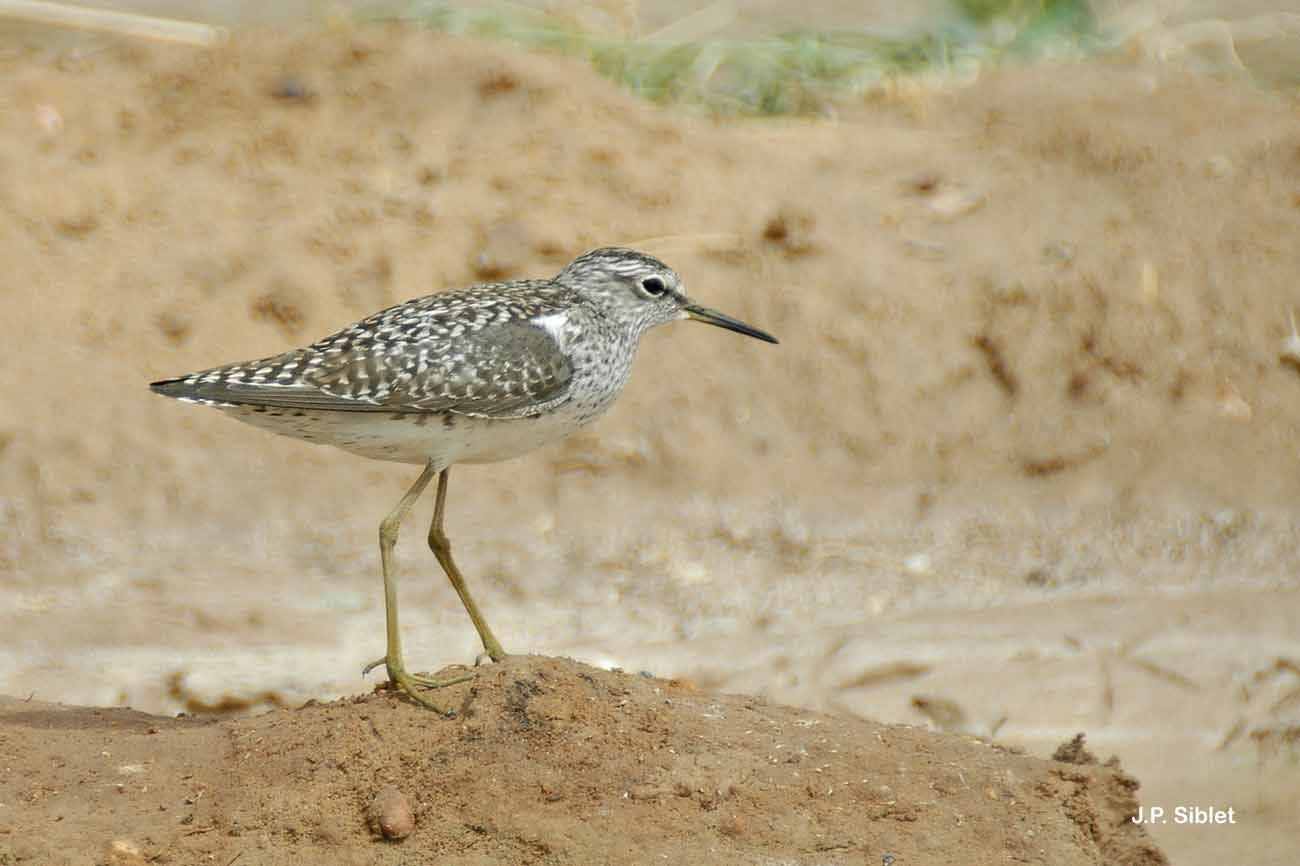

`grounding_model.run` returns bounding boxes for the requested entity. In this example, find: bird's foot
[362,656,475,714]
